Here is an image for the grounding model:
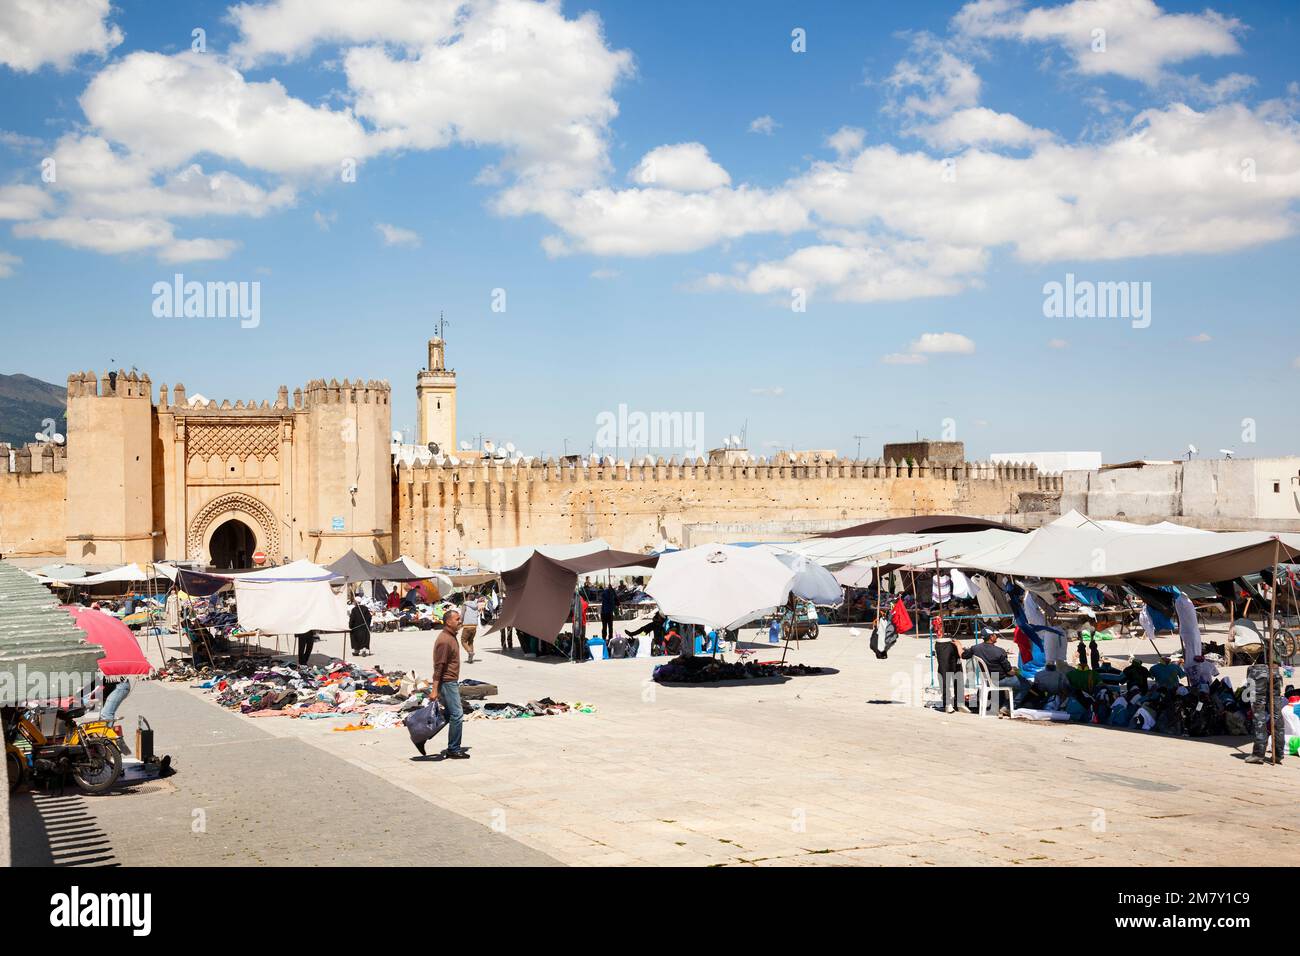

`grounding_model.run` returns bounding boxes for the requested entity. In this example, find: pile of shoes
[652,654,826,684]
